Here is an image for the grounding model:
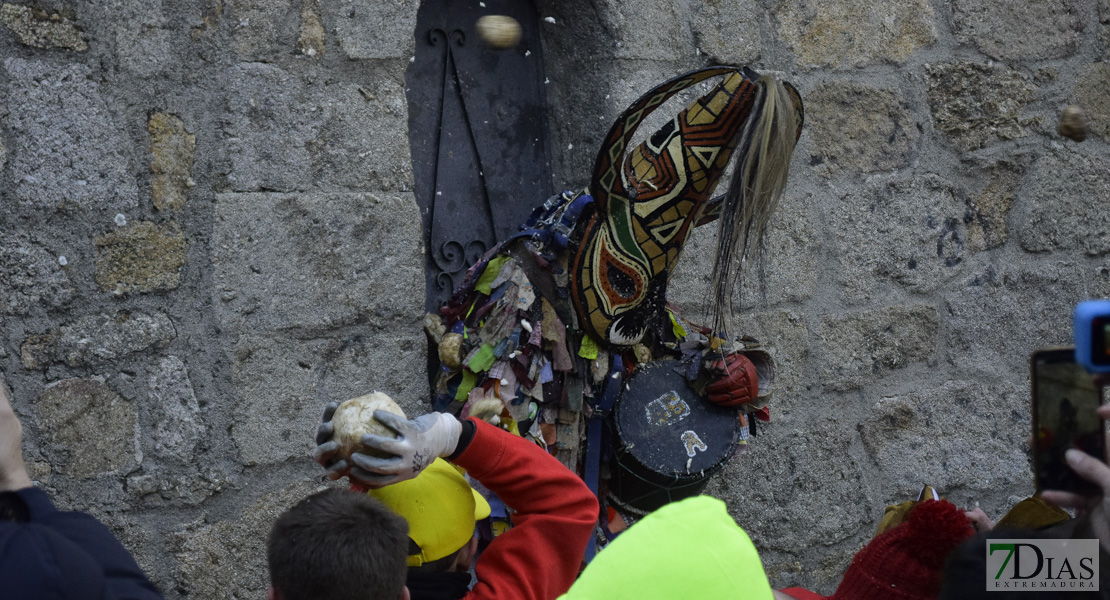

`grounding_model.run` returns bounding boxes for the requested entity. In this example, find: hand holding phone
[1031,348,1106,495]
[1041,404,1110,554]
